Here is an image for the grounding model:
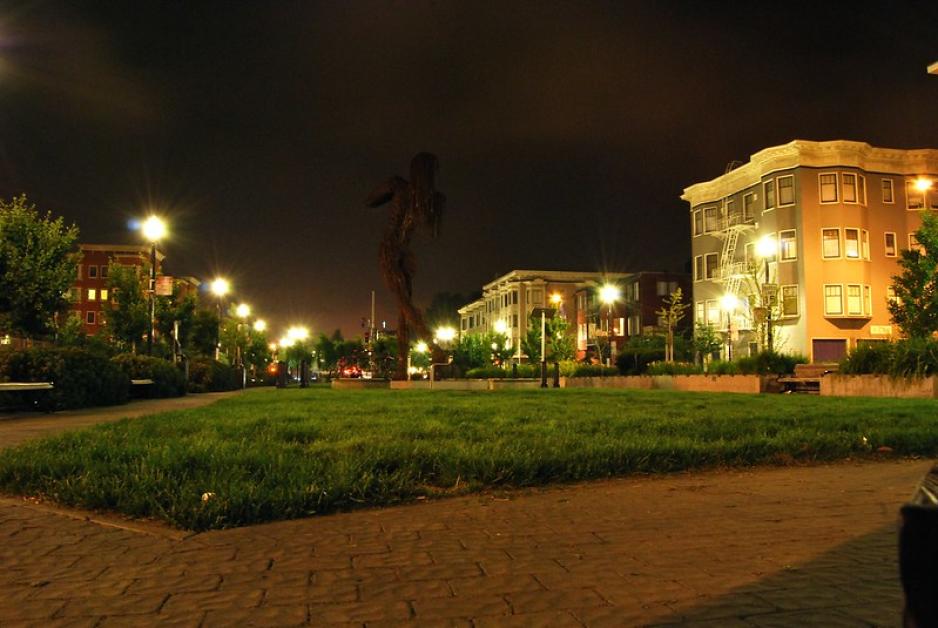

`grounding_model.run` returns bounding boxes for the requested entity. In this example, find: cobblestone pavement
[0,391,242,451]
[0,458,925,627]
